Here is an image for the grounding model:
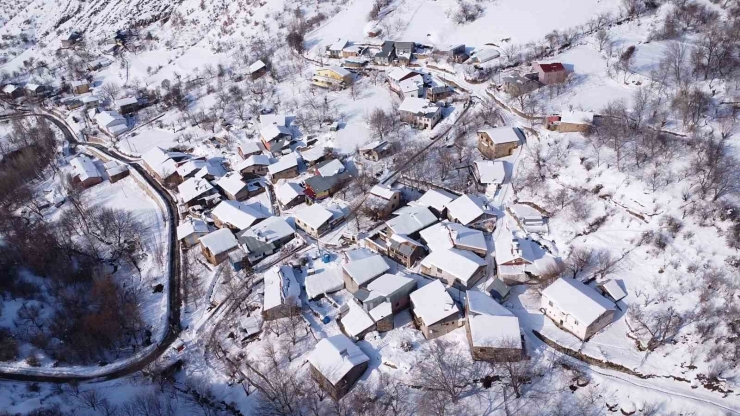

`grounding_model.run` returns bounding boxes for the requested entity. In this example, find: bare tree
[595,29,611,52]
[690,135,740,201]
[496,341,537,398]
[78,389,104,412]
[413,339,493,403]
[628,304,684,351]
